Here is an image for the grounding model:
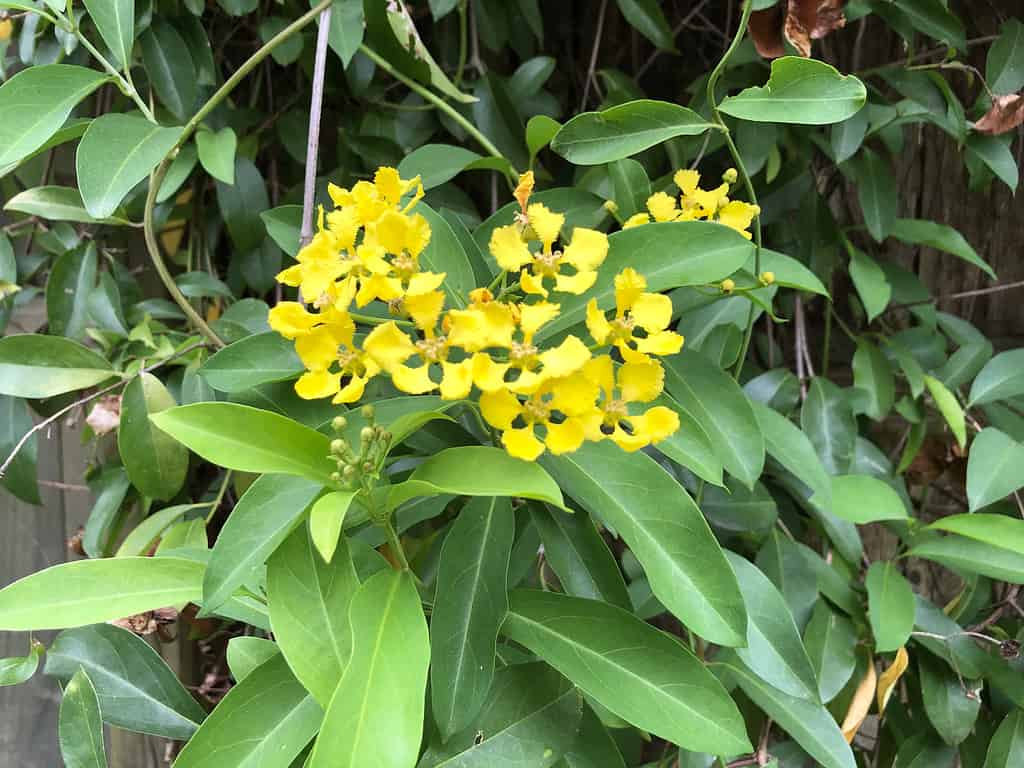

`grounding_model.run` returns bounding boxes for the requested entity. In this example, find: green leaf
[866,561,915,652]
[848,246,891,322]
[614,0,675,49]
[196,126,237,184]
[119,373,188,501]
[752,401,831,507]
[908,534,1024,583]
[551,100,714,165]
[965,429,1024,510]
[540,441,747,647]
[897,0,966,49]
[0,641,43,686]
[388,446,565,511]
[926,513,1024,560]
[308,570,430,768]
[415,202,477,309]
[608,158,651,220]
[431,496,514,740]
[5,186,131,224]
[502,590,751,755]
[918,653,980,746]
[150,403,335,482]
[47,242,97,341]
[530,503,631,610]
[83,0,133,69]
[924,374,966,448]
[216,157,270,254]
[663,348,765,489]
[890,218,995,279]
[0,556,202,631]
[225,637,279,682]
[323,0,365,67]
[652,392,725,486]
[115,503,205,556]
[966,134,1018,192]
[308,490,356,562]
[0,65,110,168]
[801,378,856,475]
[527,114,561,162]
[852,341,895,420]
[726,552,820,702]
[719,57,867,125]
[267,522,360,708]
[78,114,182,220]
[969,349,1024,406]
[398,144,482,190]
[200,332,303,392]
[203,474,322,611]
[756,249,830,297]
[803,601,857,703]
[139,19,197,122]
[172,654,322,768]
[831,107,869,164]
[555,705,627,768]
[156,144,198,203]
[722,658,855,768]
[82,466,131,558]
[984,710,1024,768]
[260,205,302,257]
[46,623,207,738]
[830,474,908,524]
[58,668,107,768]
[0,397,39,504]
[854,147,897,242]
[987,19,1024,94]
[259,16,305,65]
